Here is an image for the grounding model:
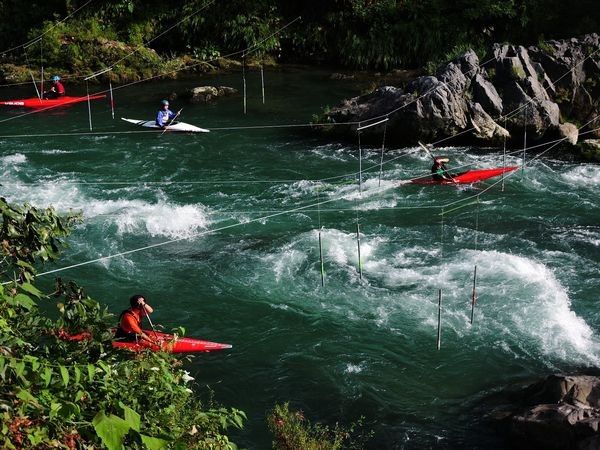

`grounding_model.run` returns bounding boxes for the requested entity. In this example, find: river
[1,67,599,449]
